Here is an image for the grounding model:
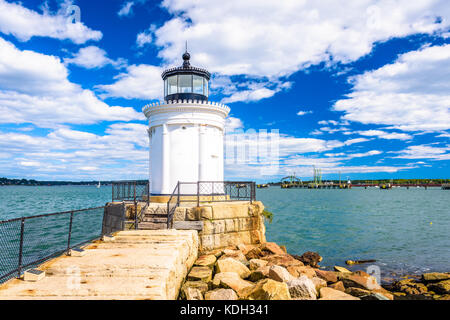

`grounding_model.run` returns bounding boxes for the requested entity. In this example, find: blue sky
[0,0,449,182]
